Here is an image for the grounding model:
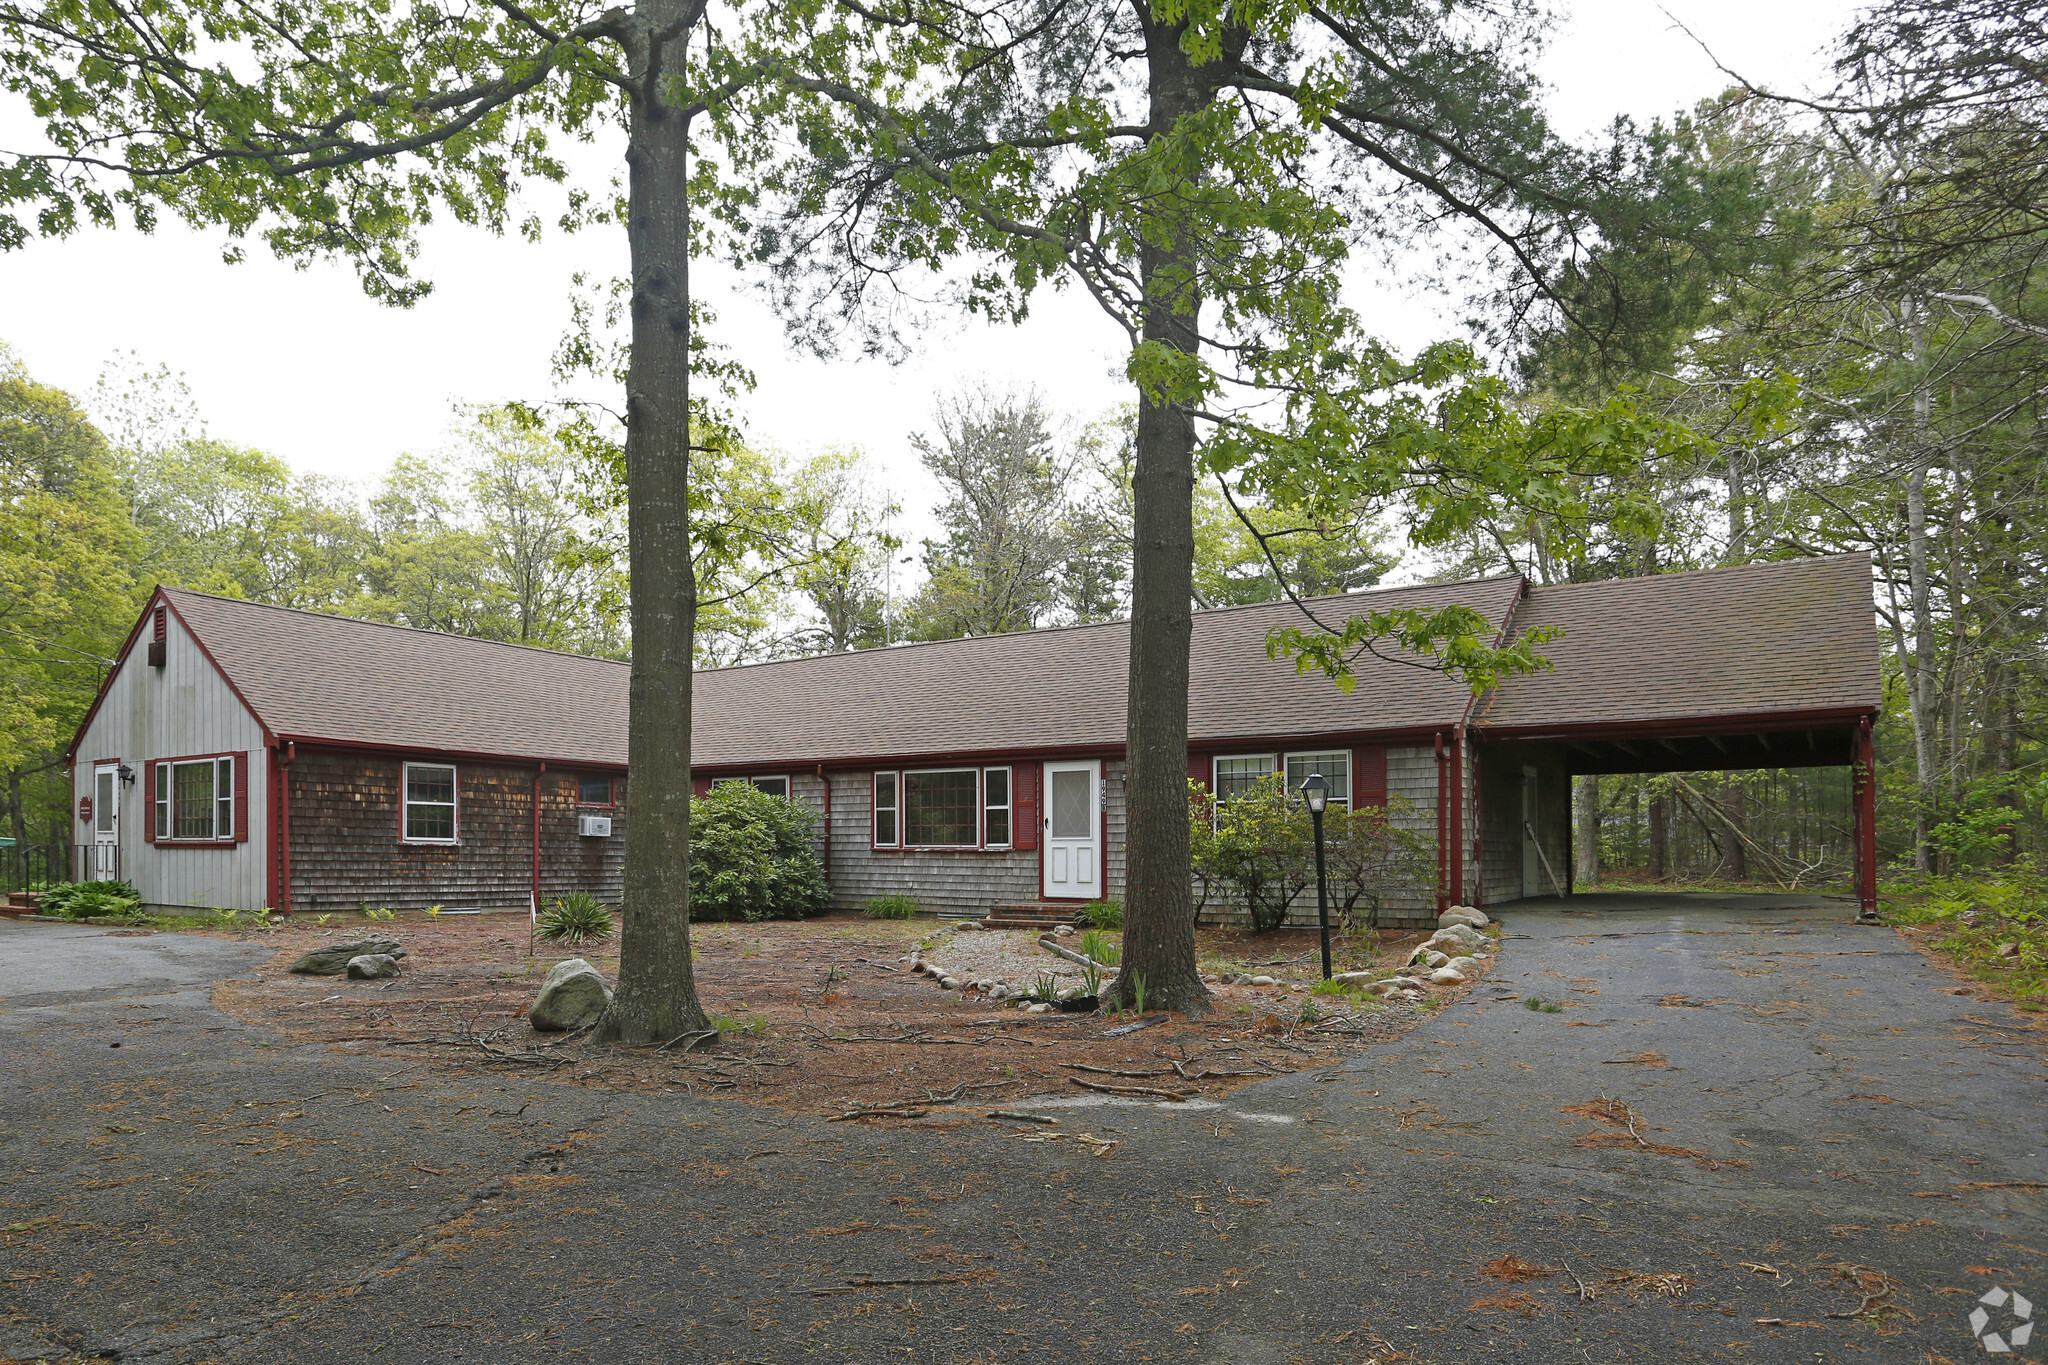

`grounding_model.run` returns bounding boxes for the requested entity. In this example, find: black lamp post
[1299,772,1332,980]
